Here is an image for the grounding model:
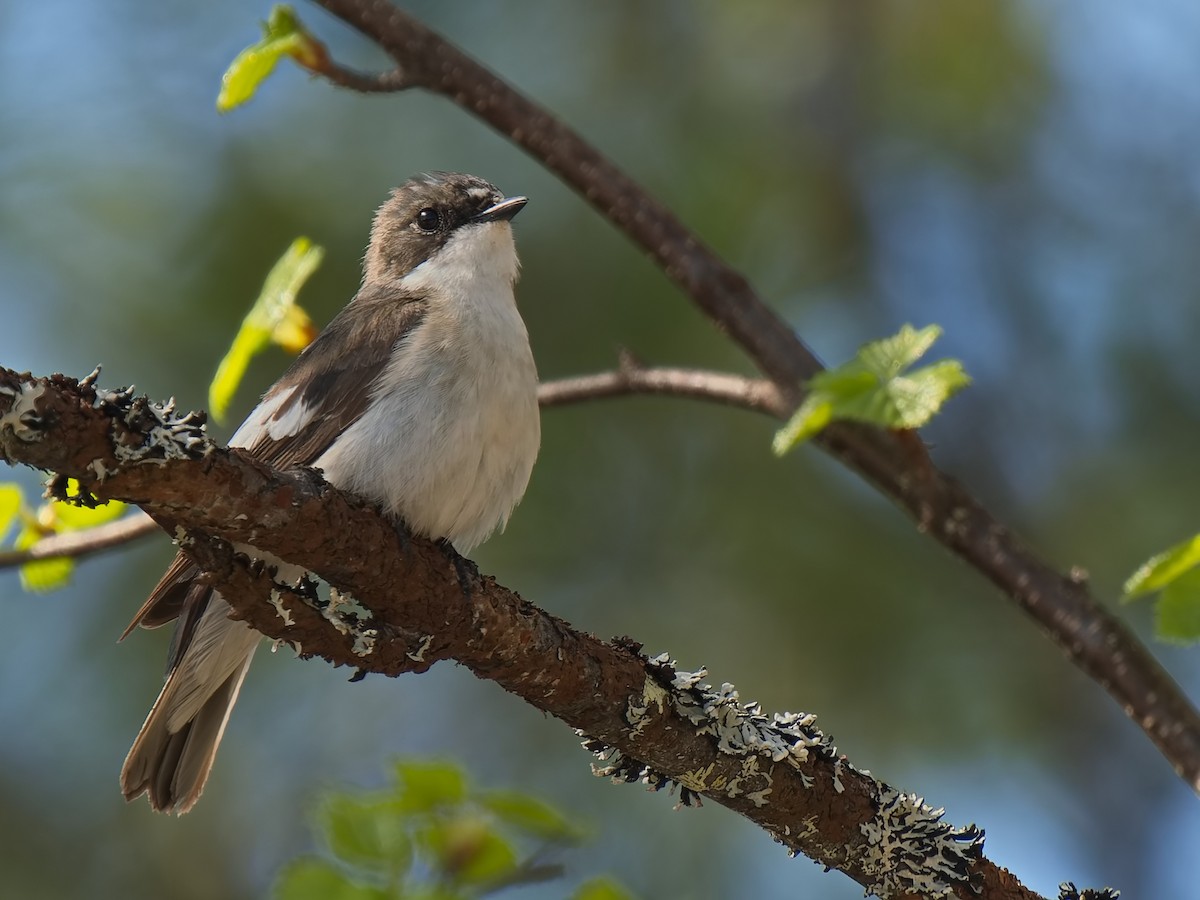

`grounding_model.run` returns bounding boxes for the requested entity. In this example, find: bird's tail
[120,600,260,815]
